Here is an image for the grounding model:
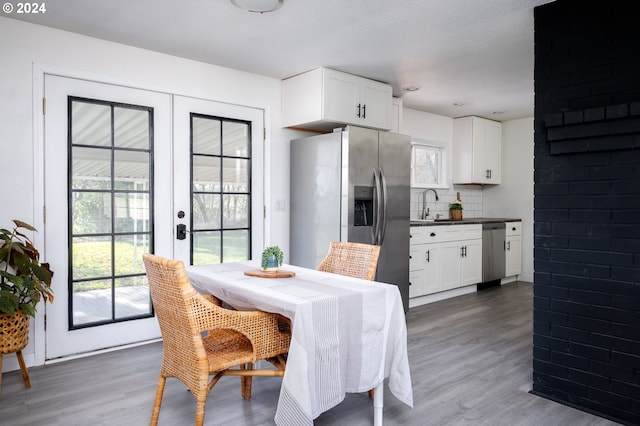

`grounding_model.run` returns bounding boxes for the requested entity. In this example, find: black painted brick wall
[533,1,640,424]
